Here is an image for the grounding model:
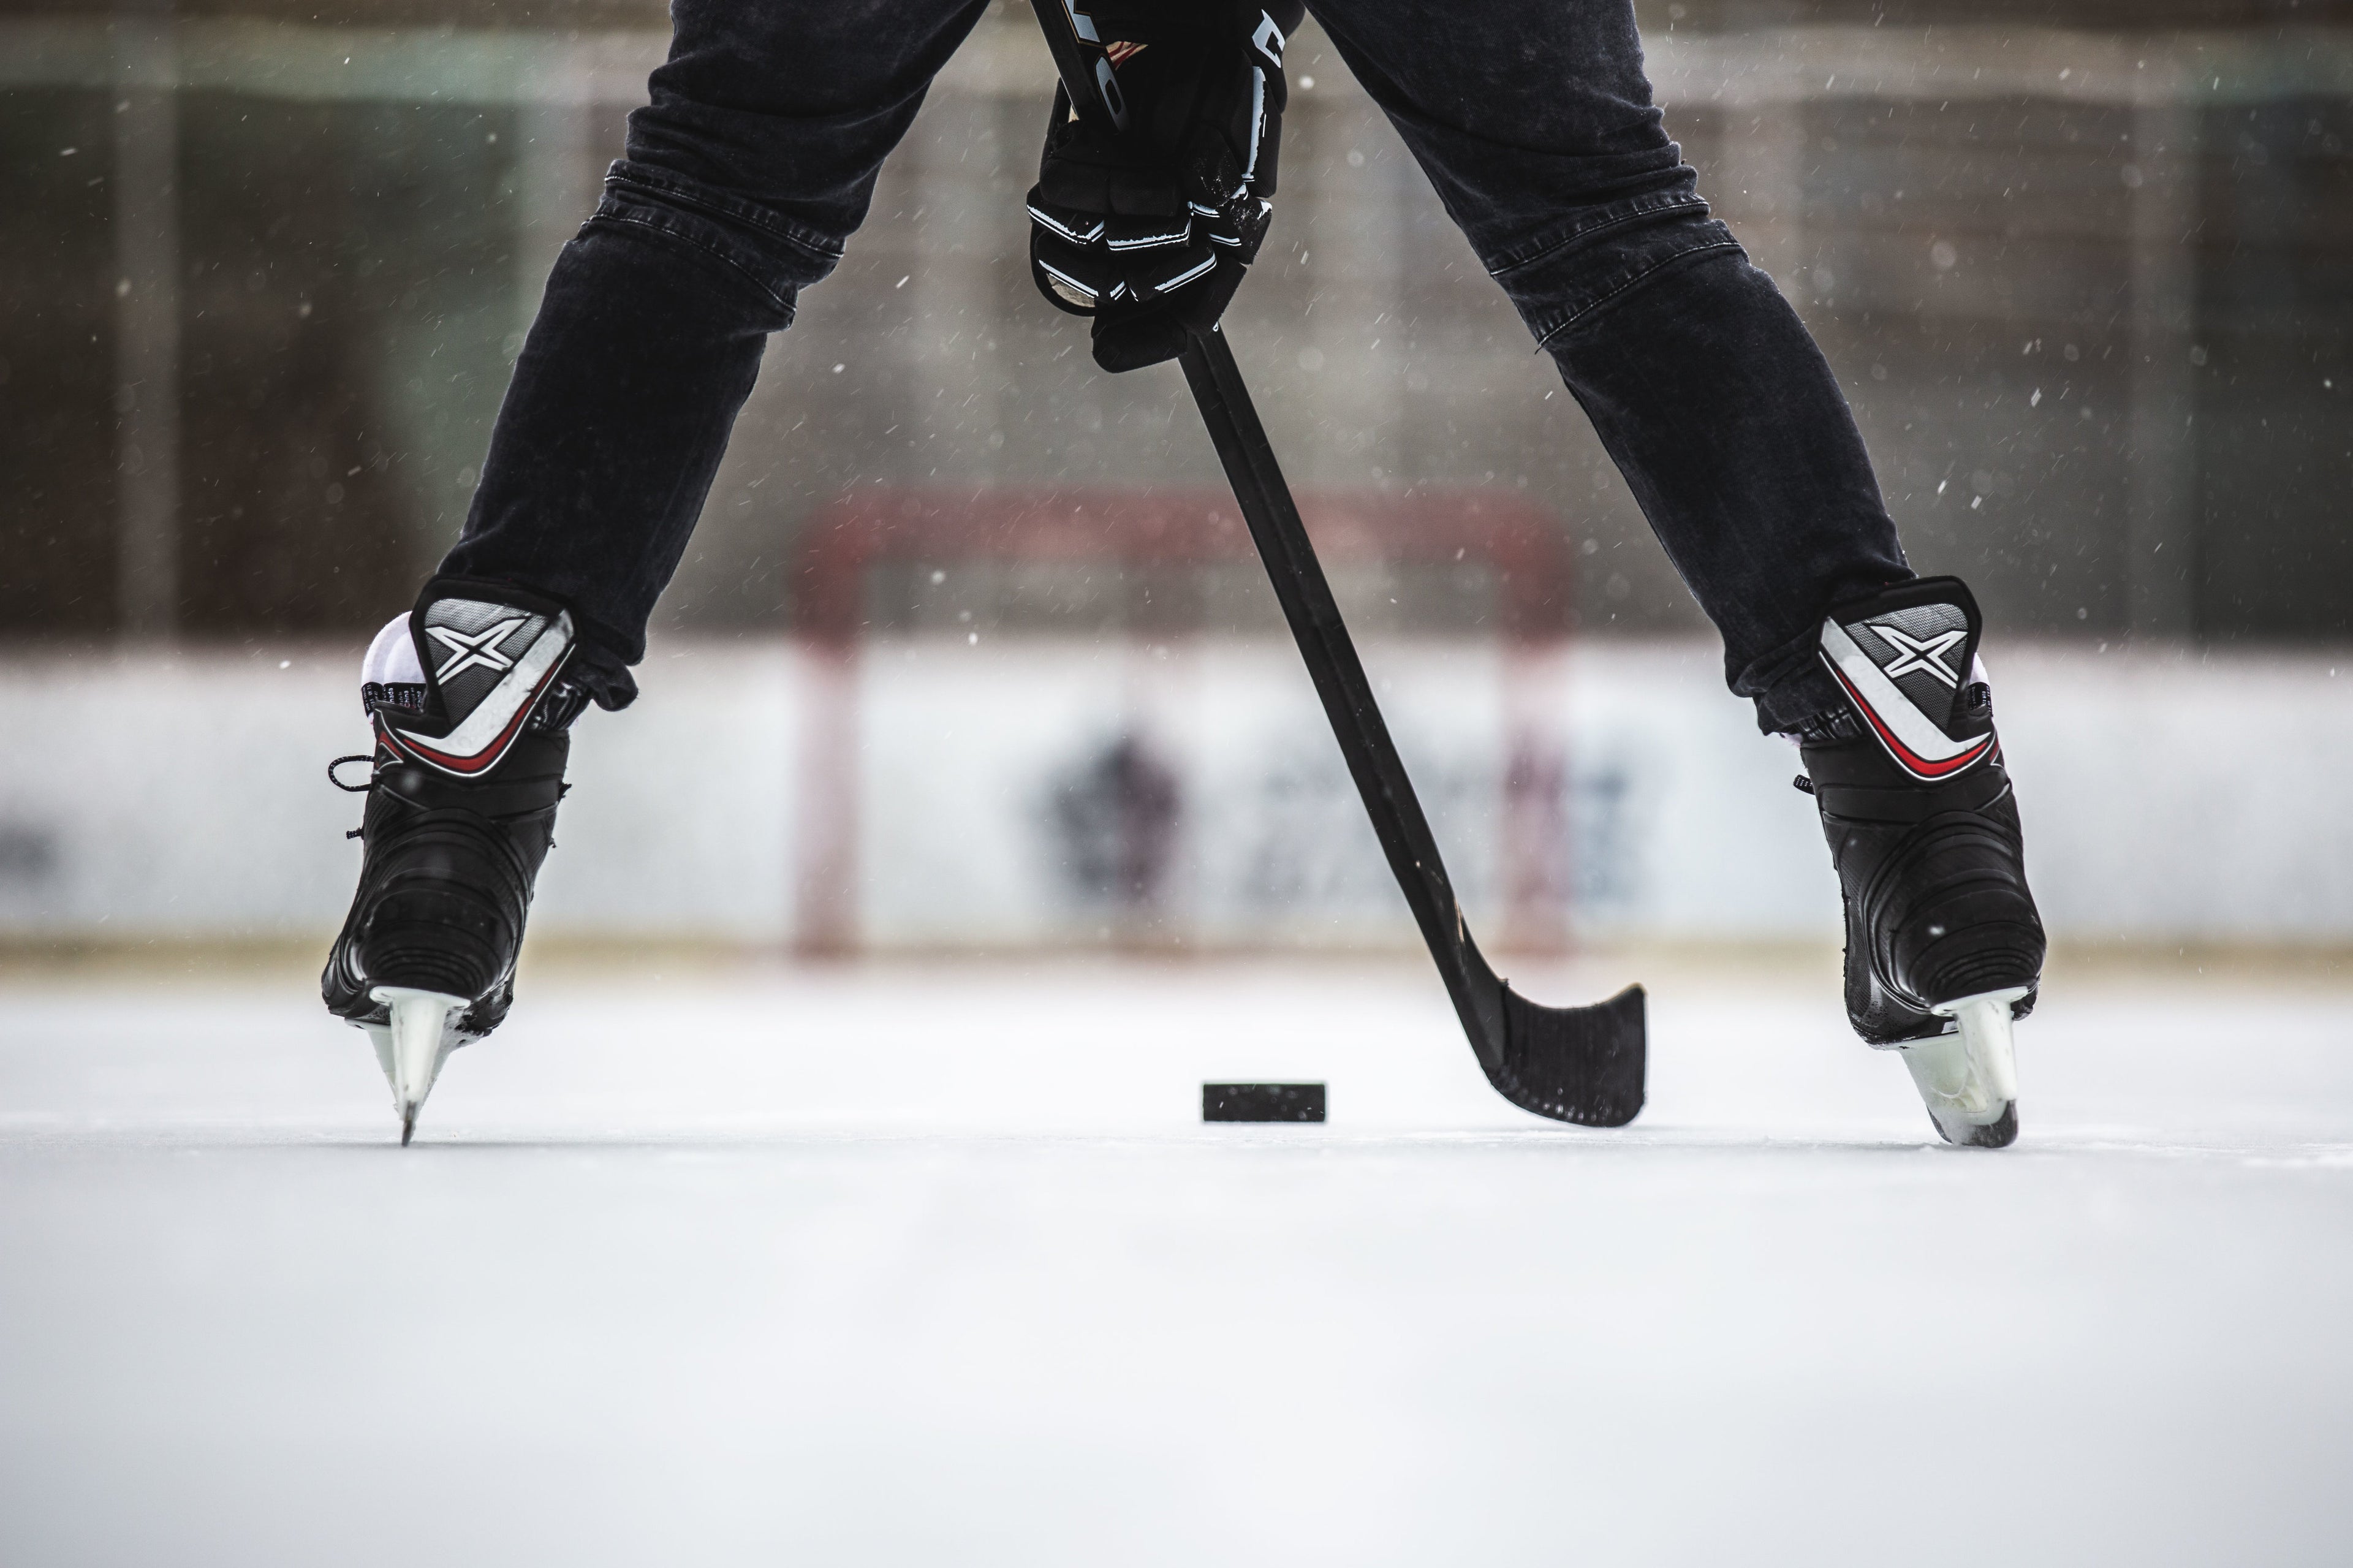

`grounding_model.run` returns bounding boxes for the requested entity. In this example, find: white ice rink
[4,956,2351,1565]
